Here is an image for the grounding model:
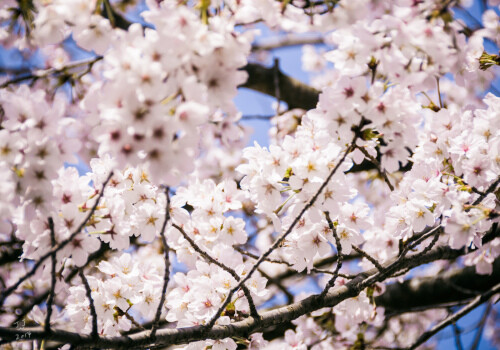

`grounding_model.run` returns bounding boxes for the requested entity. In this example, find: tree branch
[352,245,384,272]
[272,252,361,281]
[452,321,464,350]
[252,33,324,52]
[376,258,500,314]
[150,188,172,339]
[469,301,492,350]
[320,211,343,297]
[258,269,294,305]
[44,217,56,333]
[240,63,319,110]
[472,175,500,205]
[405,283,500,350]
[355,145,394,191]
[79,269,98,339]
[0,56,103,89]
